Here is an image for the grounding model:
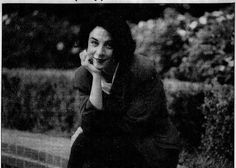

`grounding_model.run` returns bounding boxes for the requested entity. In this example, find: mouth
[93,57,110,64]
